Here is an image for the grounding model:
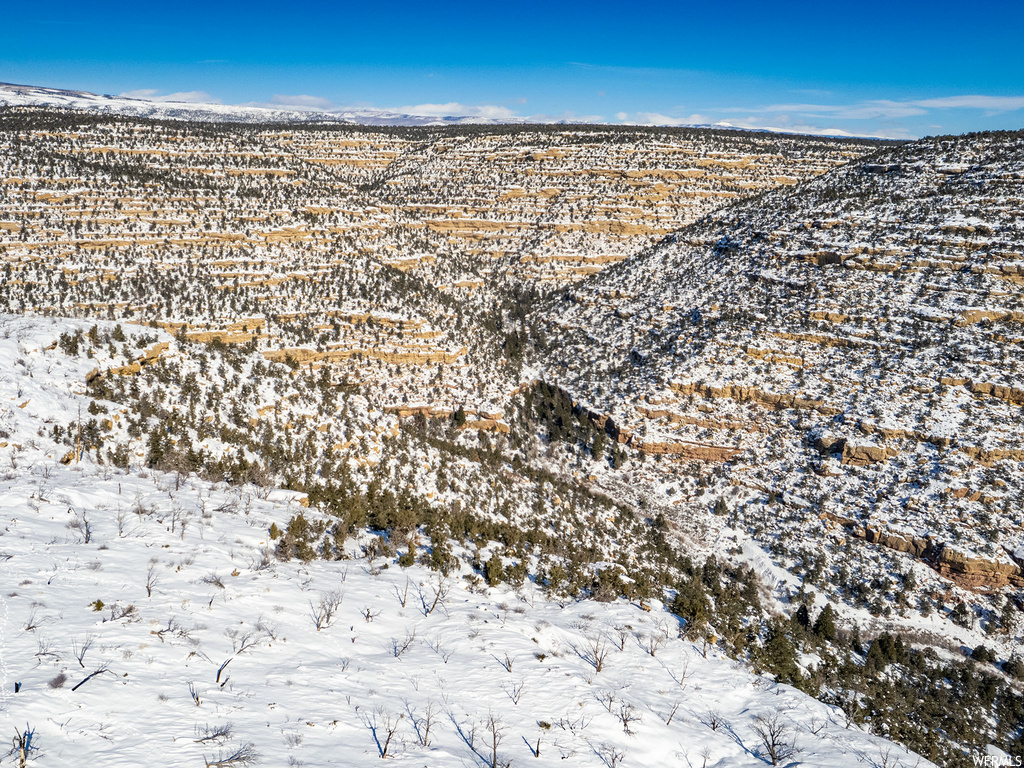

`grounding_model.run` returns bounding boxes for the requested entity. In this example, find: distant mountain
[0,81,530,126]
[0,81,880,136]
